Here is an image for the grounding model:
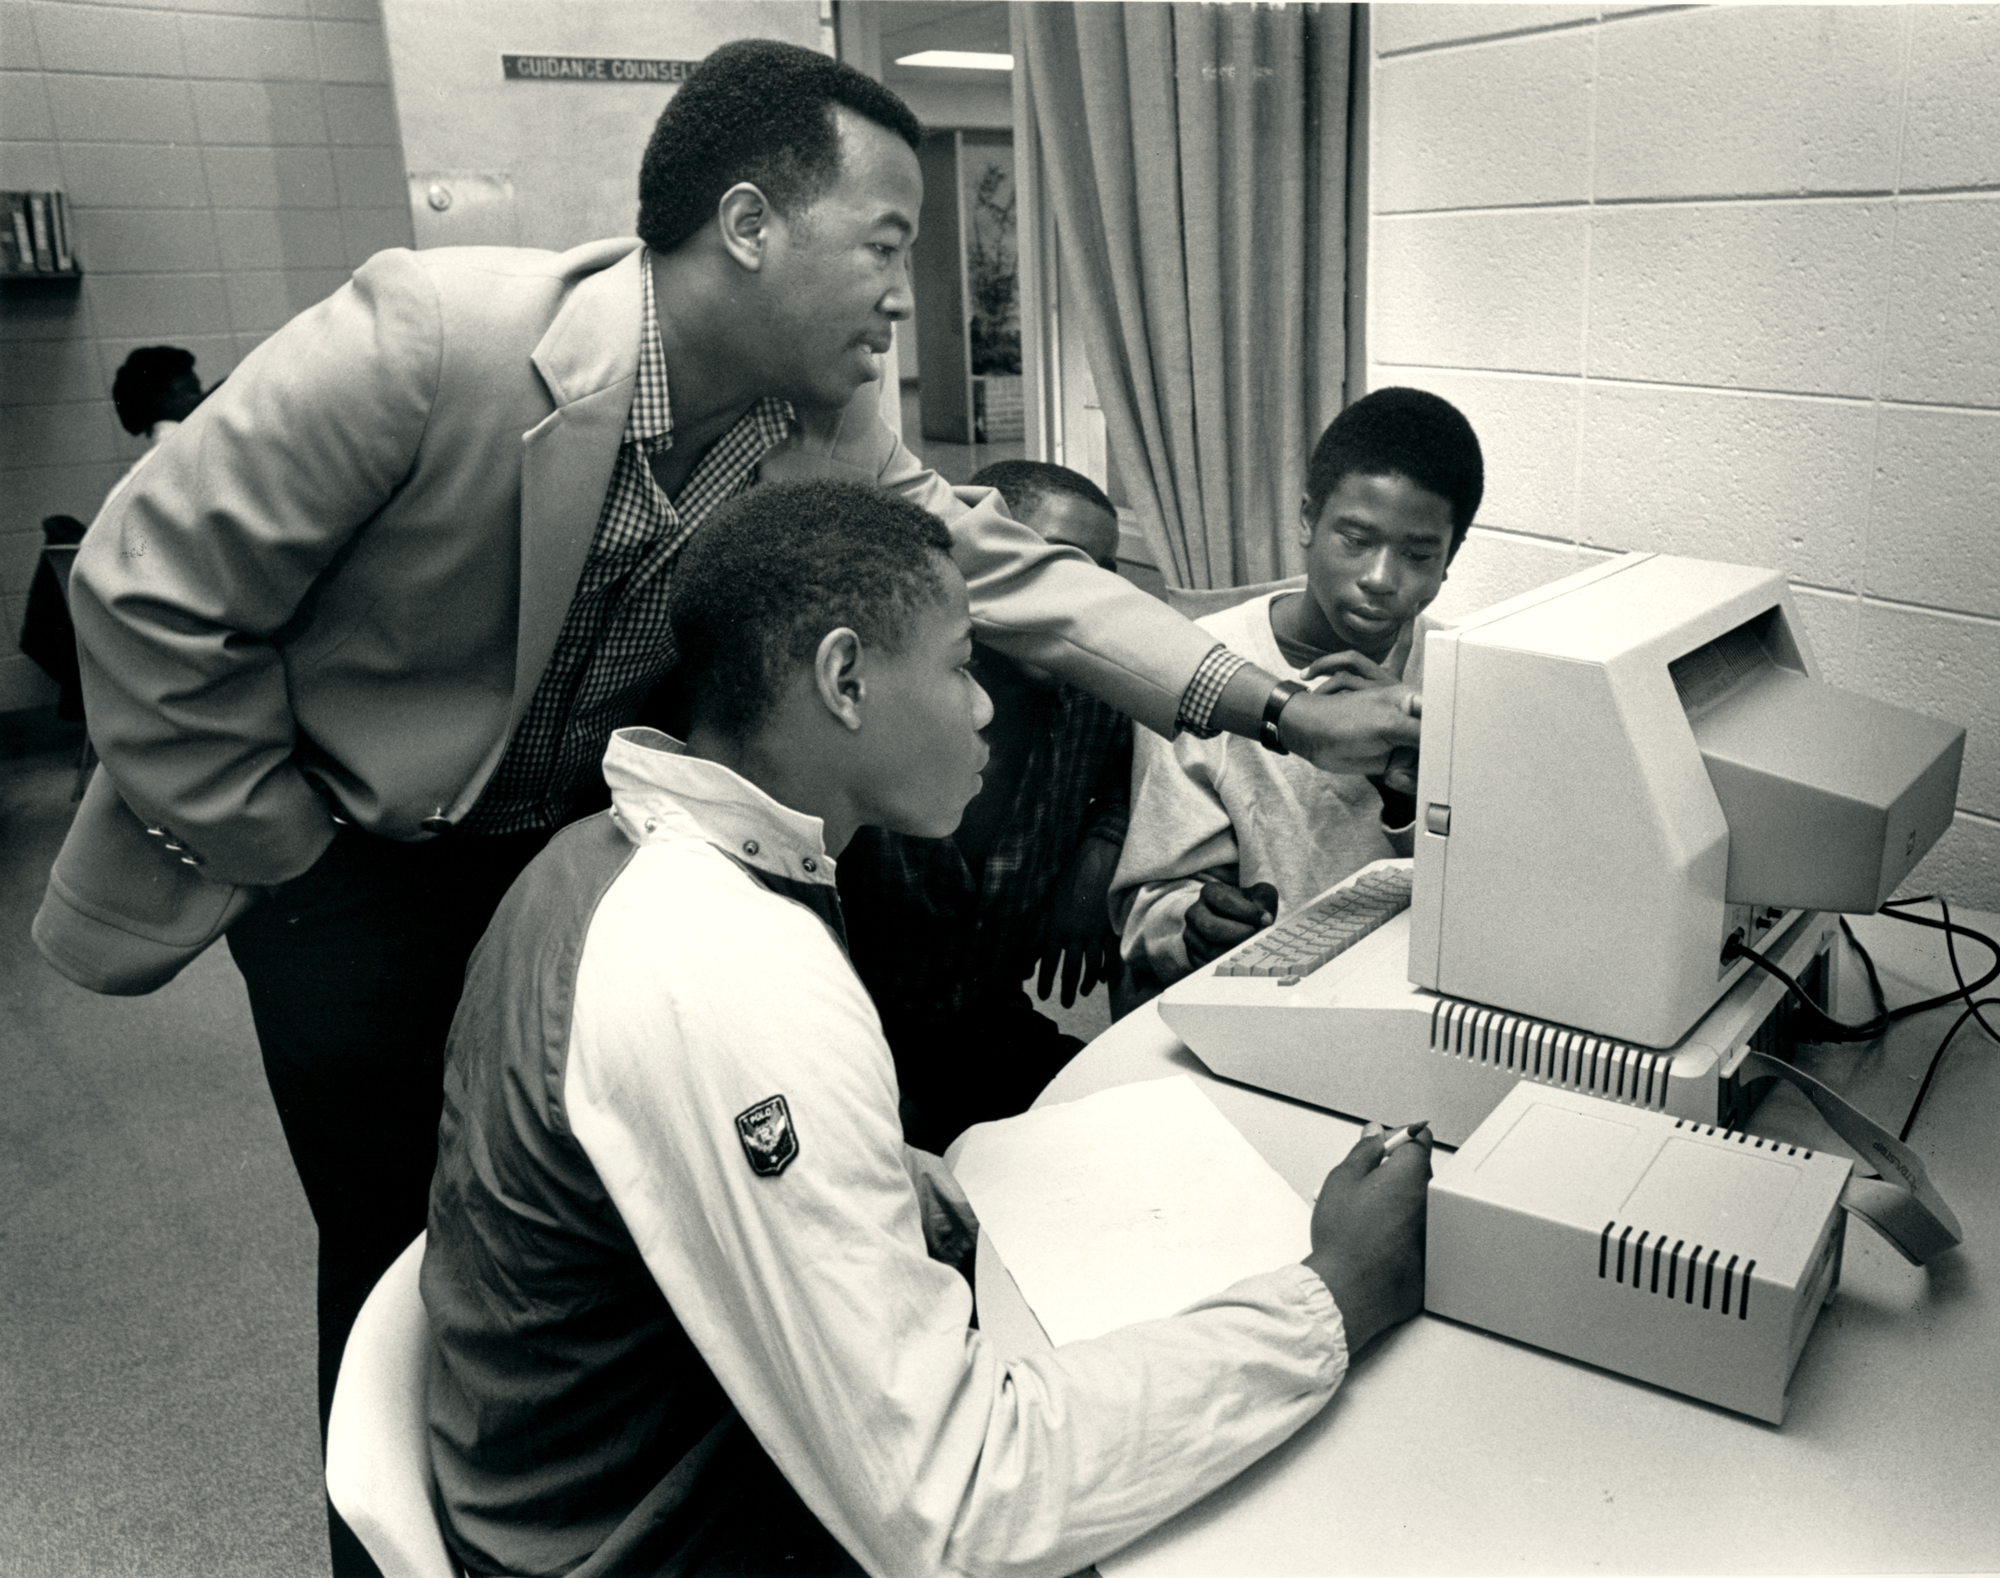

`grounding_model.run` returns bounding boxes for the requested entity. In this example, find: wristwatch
[1259,678,1308,755]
